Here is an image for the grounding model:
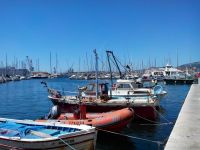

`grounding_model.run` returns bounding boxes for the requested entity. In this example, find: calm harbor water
[0,78,190,150]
